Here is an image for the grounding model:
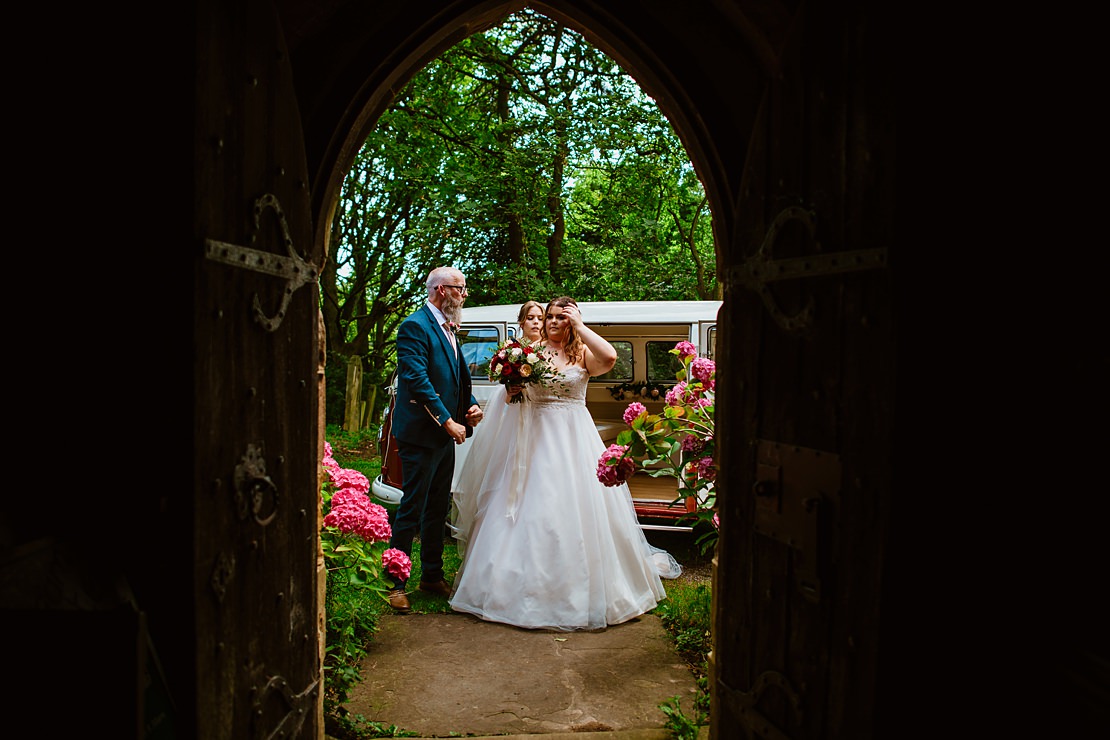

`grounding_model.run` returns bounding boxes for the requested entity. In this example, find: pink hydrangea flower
[382,548,412,581]
[689,356,715,382]
[675,341,697,360]
[681,434,704,454]
[330,488,372,511]
[325,488,391,543]
[357,503,392,543]
[623,402,647,425]
[329,468,370,494]
[596,443,636,487]
[665,381,687,406]
[323,504,369,536]
[712,512,720,529]
[696,456,716,481]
